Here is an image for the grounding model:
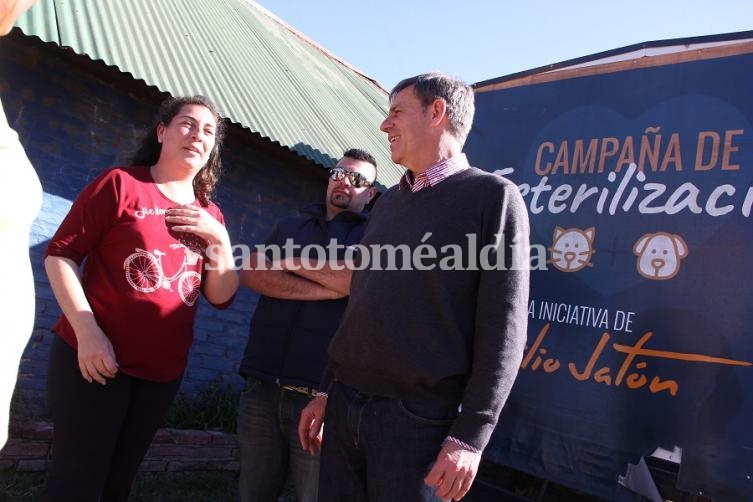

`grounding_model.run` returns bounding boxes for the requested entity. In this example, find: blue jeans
[319,381,458,502]
[237,378,319,502]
